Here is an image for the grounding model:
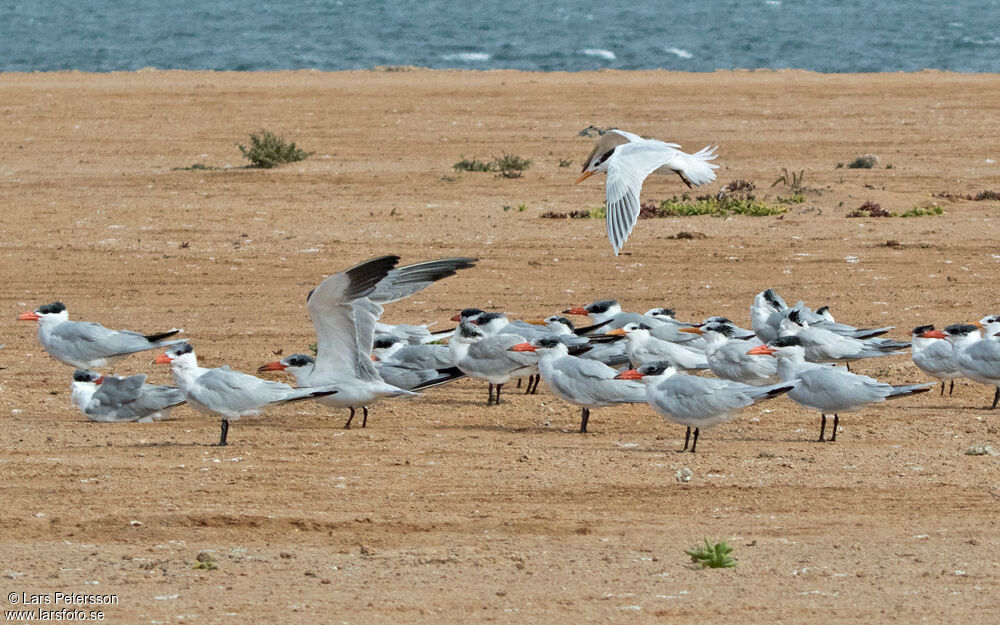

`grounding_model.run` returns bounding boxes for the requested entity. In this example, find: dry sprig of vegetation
[933,190,1000,201]
[847,201,892,217]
